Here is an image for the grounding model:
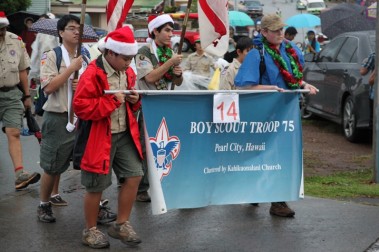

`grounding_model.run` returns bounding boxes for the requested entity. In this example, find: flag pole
[171,0,193,90]
[70,0,86,124]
